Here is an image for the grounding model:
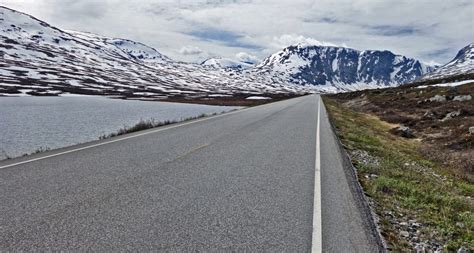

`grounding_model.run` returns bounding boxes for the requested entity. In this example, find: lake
[0,96,241,160]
